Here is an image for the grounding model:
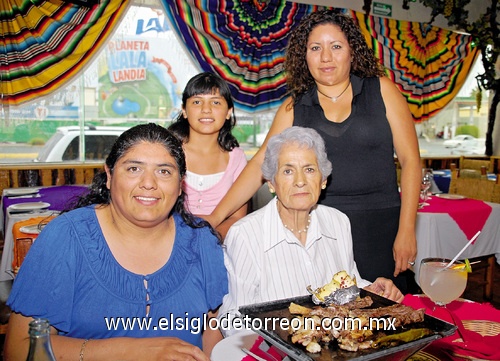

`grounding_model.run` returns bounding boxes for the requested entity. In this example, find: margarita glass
[419,257,468,306]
